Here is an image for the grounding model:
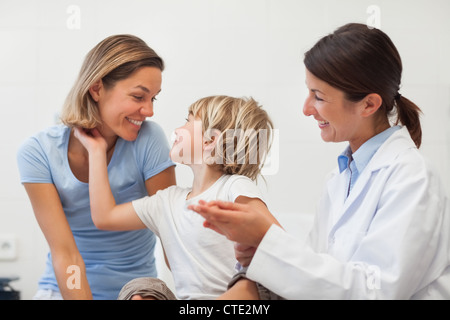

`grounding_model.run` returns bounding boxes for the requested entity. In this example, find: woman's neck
[69,127,118,160]
[350,118,390,153]
[97,125,119,154]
